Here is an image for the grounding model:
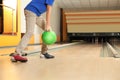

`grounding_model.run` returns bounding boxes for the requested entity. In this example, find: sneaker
[11,54,28,62]
[40,53,55,59]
